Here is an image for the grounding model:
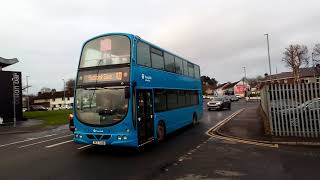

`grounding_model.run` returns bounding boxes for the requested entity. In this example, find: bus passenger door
[137,89,154,145]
